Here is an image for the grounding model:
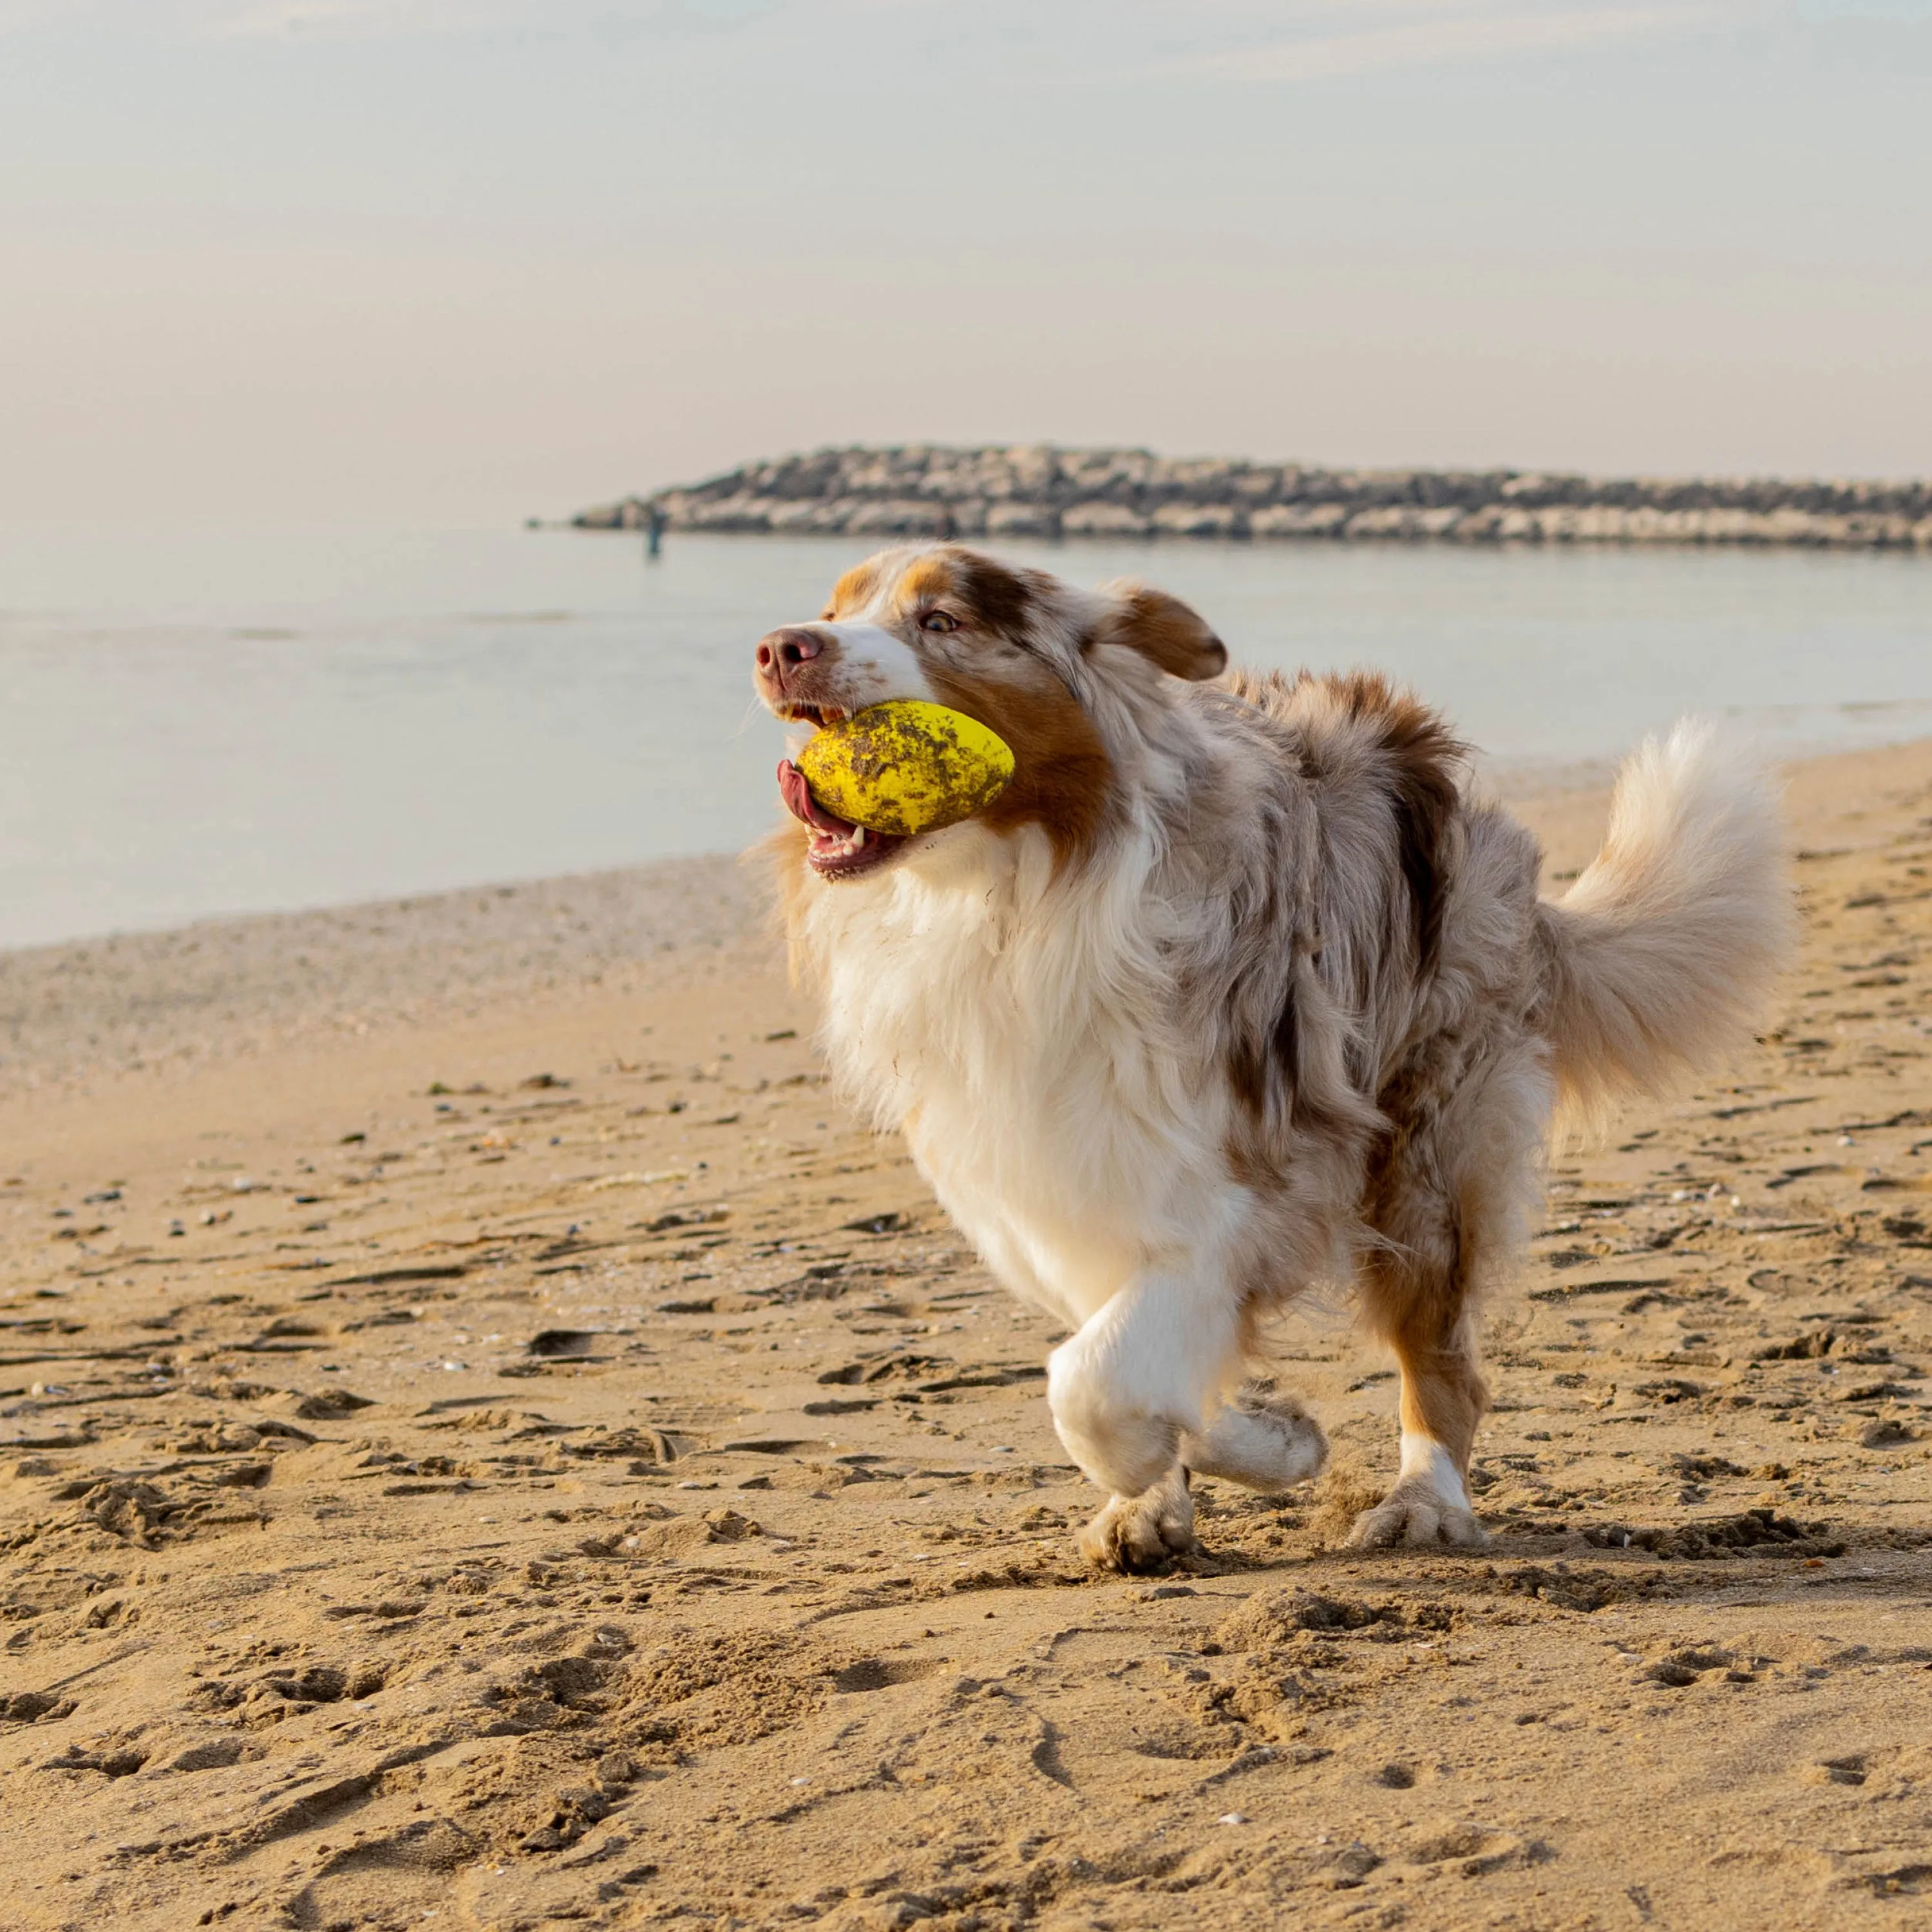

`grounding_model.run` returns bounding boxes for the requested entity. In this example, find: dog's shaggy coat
[753,546,1791,1570]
